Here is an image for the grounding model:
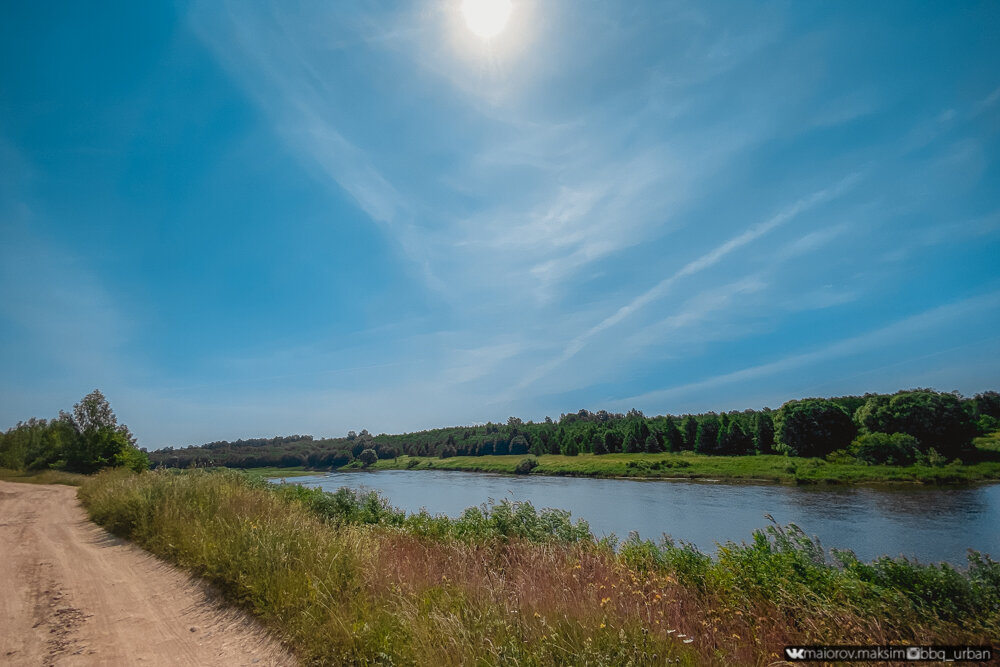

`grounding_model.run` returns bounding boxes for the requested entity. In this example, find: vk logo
[785,647,807,660]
